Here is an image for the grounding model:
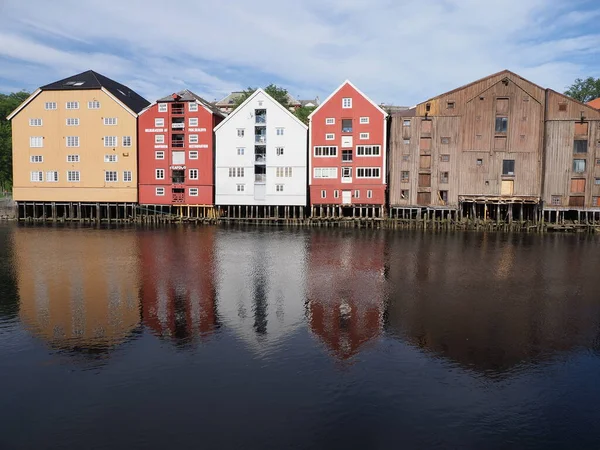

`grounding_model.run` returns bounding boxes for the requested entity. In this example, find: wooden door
[417,192,431,205]
[418,173,431,187]
[569,196,585,207]
[419,155,431,170]
[501,180,514,196]
[570,178,586,193]
[342,190,352,205]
